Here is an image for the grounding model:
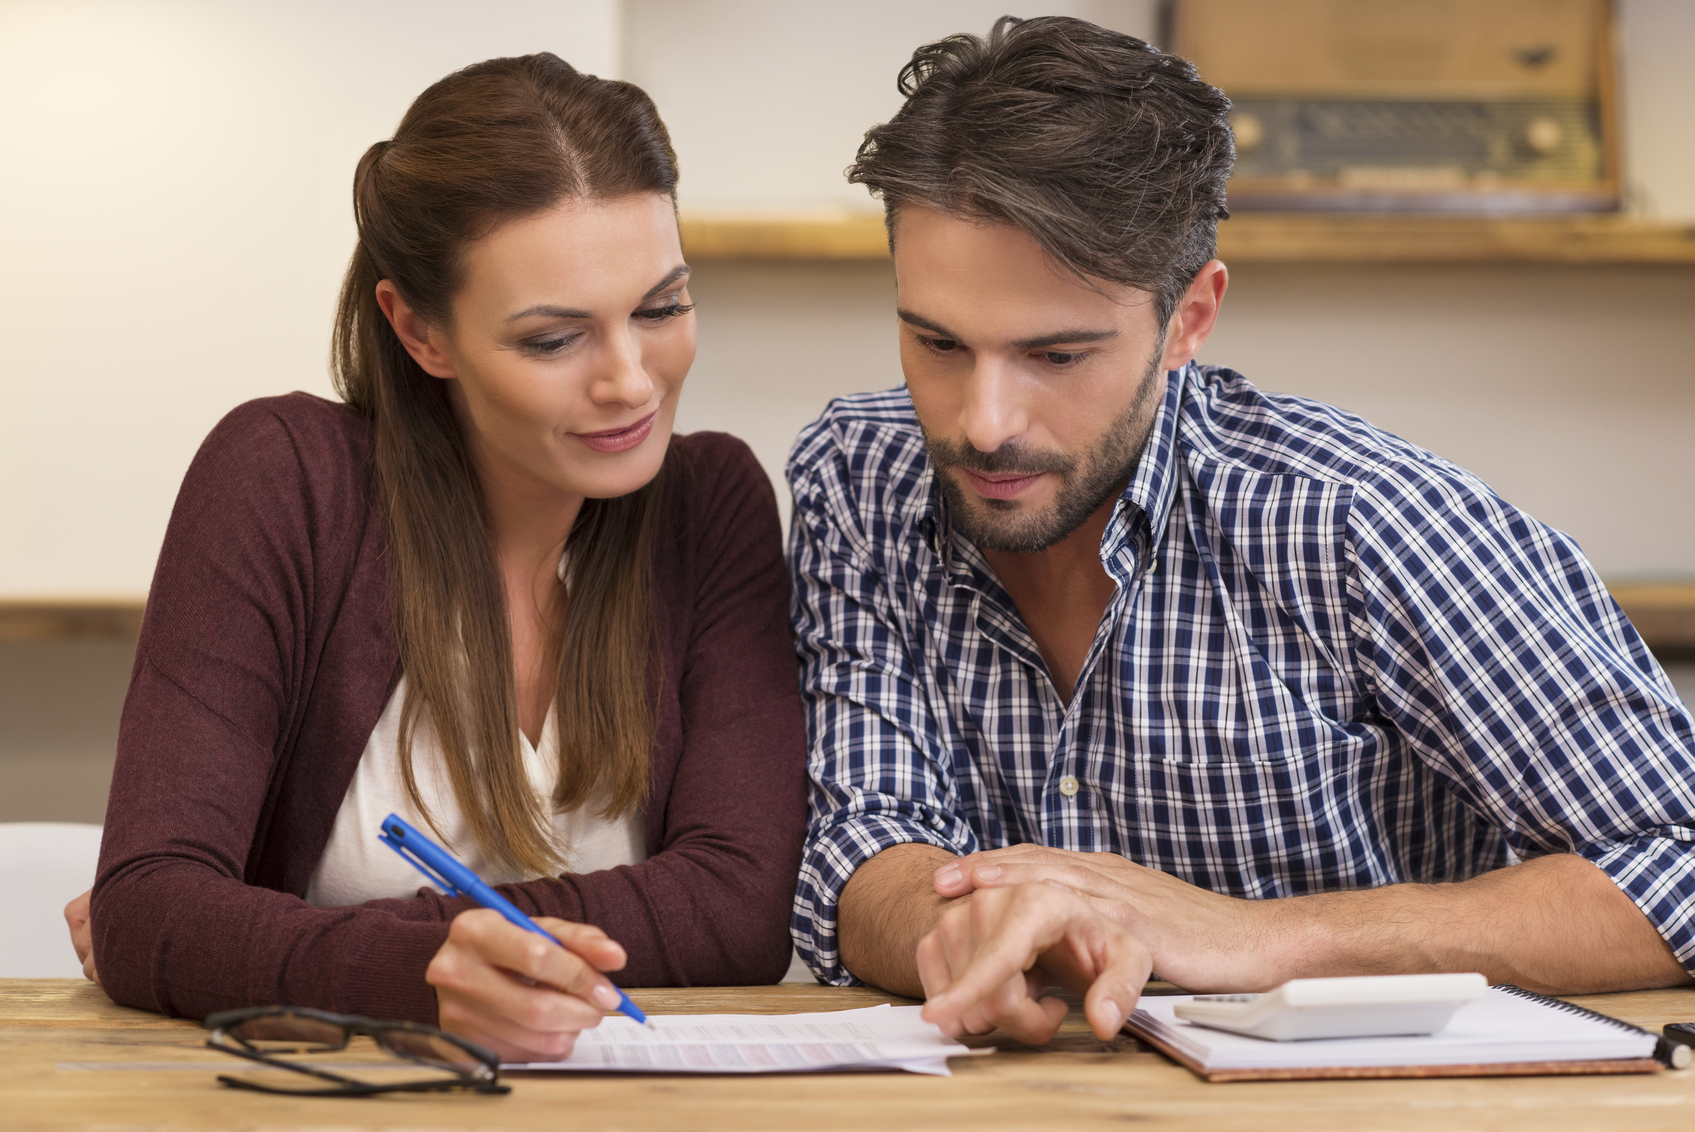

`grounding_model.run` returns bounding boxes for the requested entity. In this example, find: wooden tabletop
[10,978,1695,1131]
